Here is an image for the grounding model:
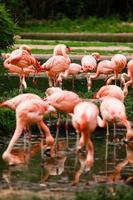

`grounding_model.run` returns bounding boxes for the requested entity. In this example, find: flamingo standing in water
[98,97,133,140]
[2,98,56,165]
[93,85,125,102]
[41,44,71,87]
[3,45,41,92]
[44,87,82,147]
[97,97,133,161]
[88,54,127,90]
[70,102,100,185]
[121,59,133,96]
